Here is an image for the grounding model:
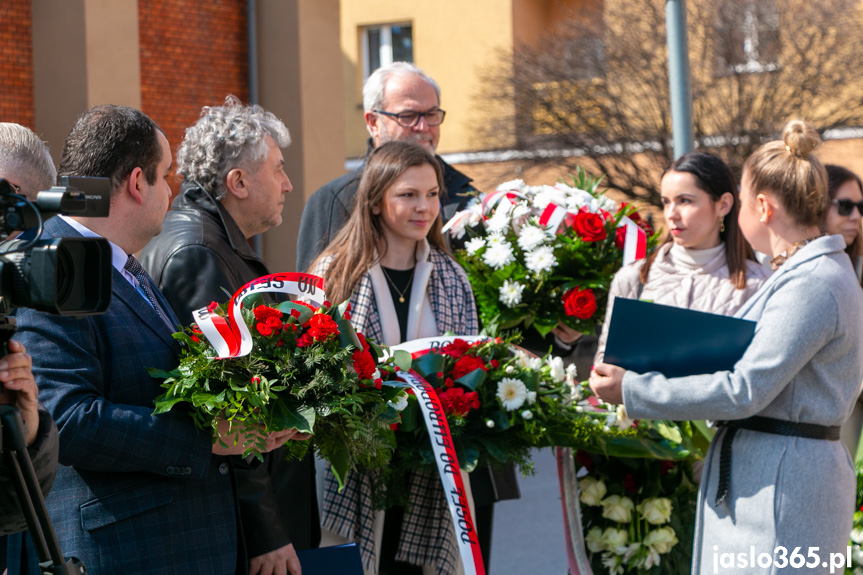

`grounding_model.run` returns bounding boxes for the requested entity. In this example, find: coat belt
[714,415,840,507]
